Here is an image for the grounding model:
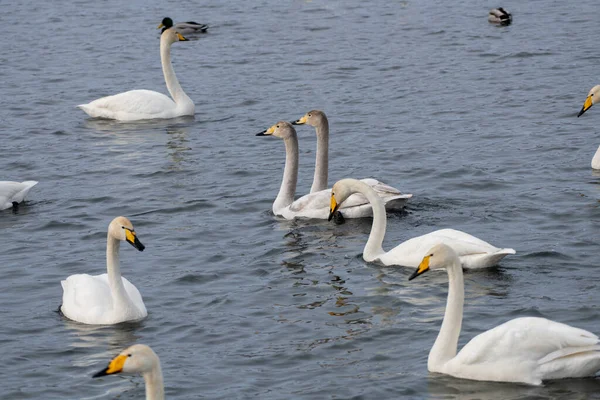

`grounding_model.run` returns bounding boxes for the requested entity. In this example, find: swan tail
[382,193,413,210]
[460,248,516,269]
[12,181,38,203]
